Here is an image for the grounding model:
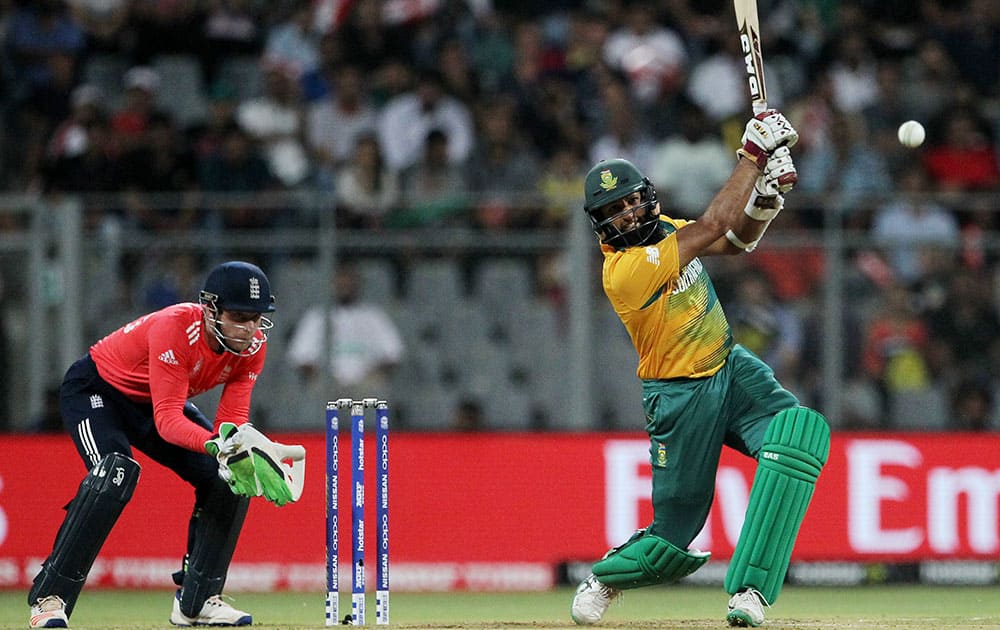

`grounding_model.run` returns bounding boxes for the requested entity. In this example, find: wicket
[326,398,390,626]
